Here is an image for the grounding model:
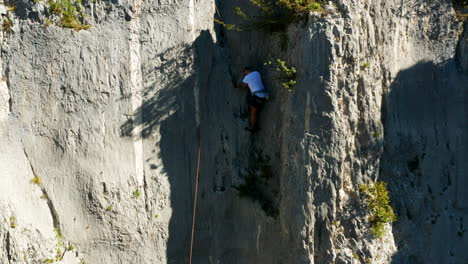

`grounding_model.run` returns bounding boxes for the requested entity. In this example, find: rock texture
[0,0,466,263]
